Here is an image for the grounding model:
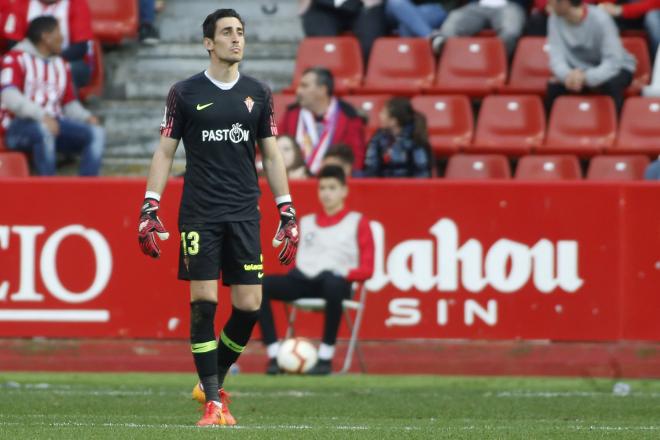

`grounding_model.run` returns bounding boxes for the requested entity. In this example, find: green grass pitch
[0,372,659,439]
